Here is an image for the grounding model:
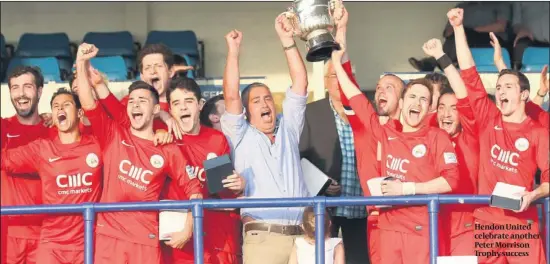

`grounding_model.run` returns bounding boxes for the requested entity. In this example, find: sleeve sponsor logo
[443,152,458,164]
